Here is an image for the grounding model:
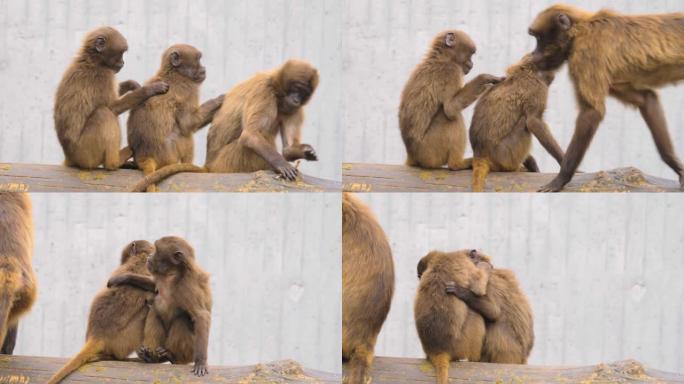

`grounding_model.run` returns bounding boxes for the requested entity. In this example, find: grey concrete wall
[15,193,342,374]
[342,0,684,180]
[356,193,684,374]
[0,0,342,181]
